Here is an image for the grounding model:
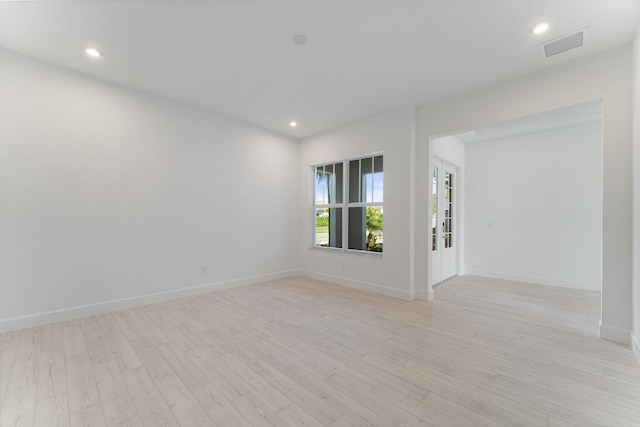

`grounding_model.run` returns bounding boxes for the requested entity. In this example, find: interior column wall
[632,23,640,359]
